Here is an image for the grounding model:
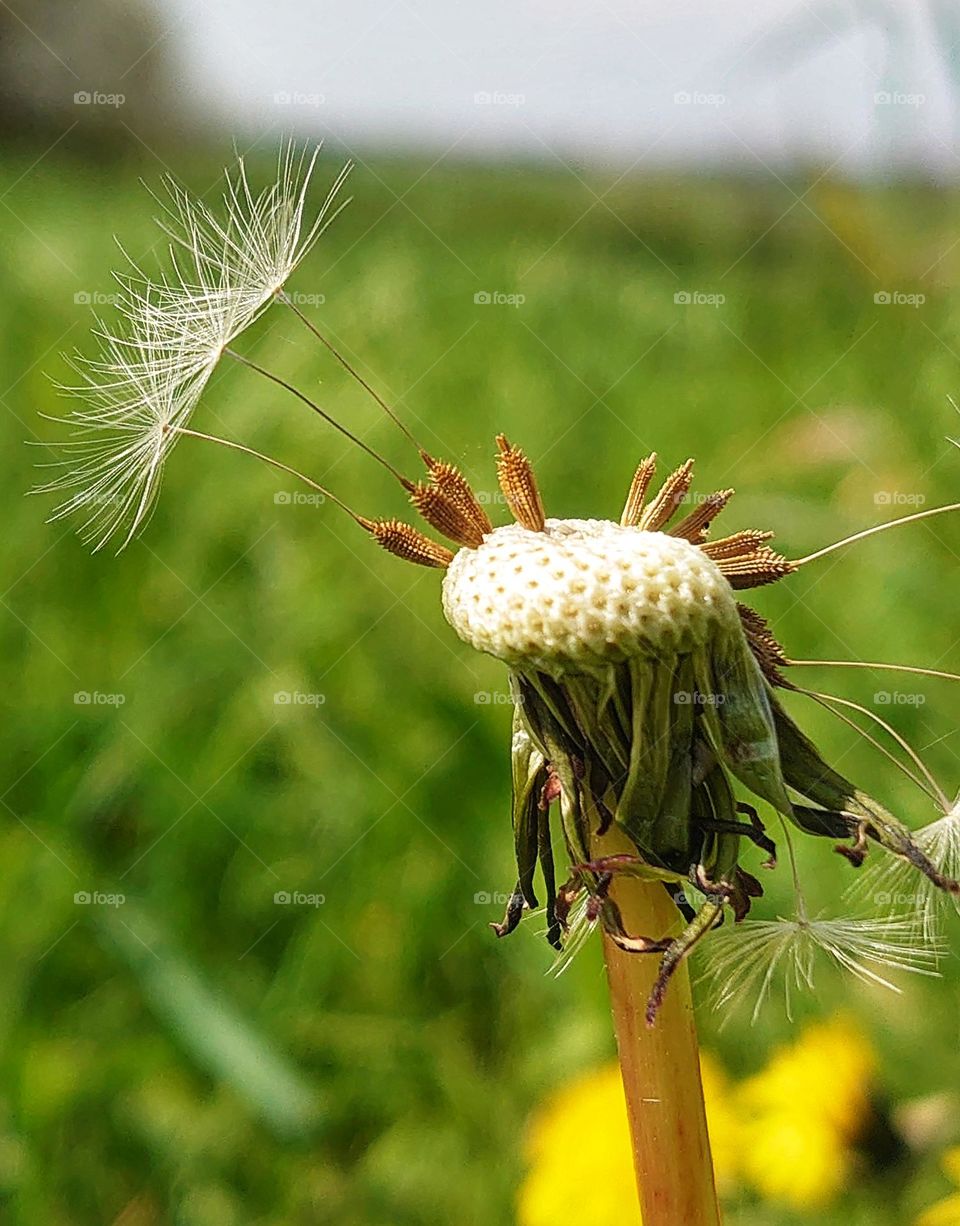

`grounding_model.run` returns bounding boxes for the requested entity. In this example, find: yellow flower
[739,1109,849,1208]
[517,1054,739,1226]
[518,1064,638,1226]
[738,1014,874,1141]
[737,1014,875,1210]
[915,1148,960,1226]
